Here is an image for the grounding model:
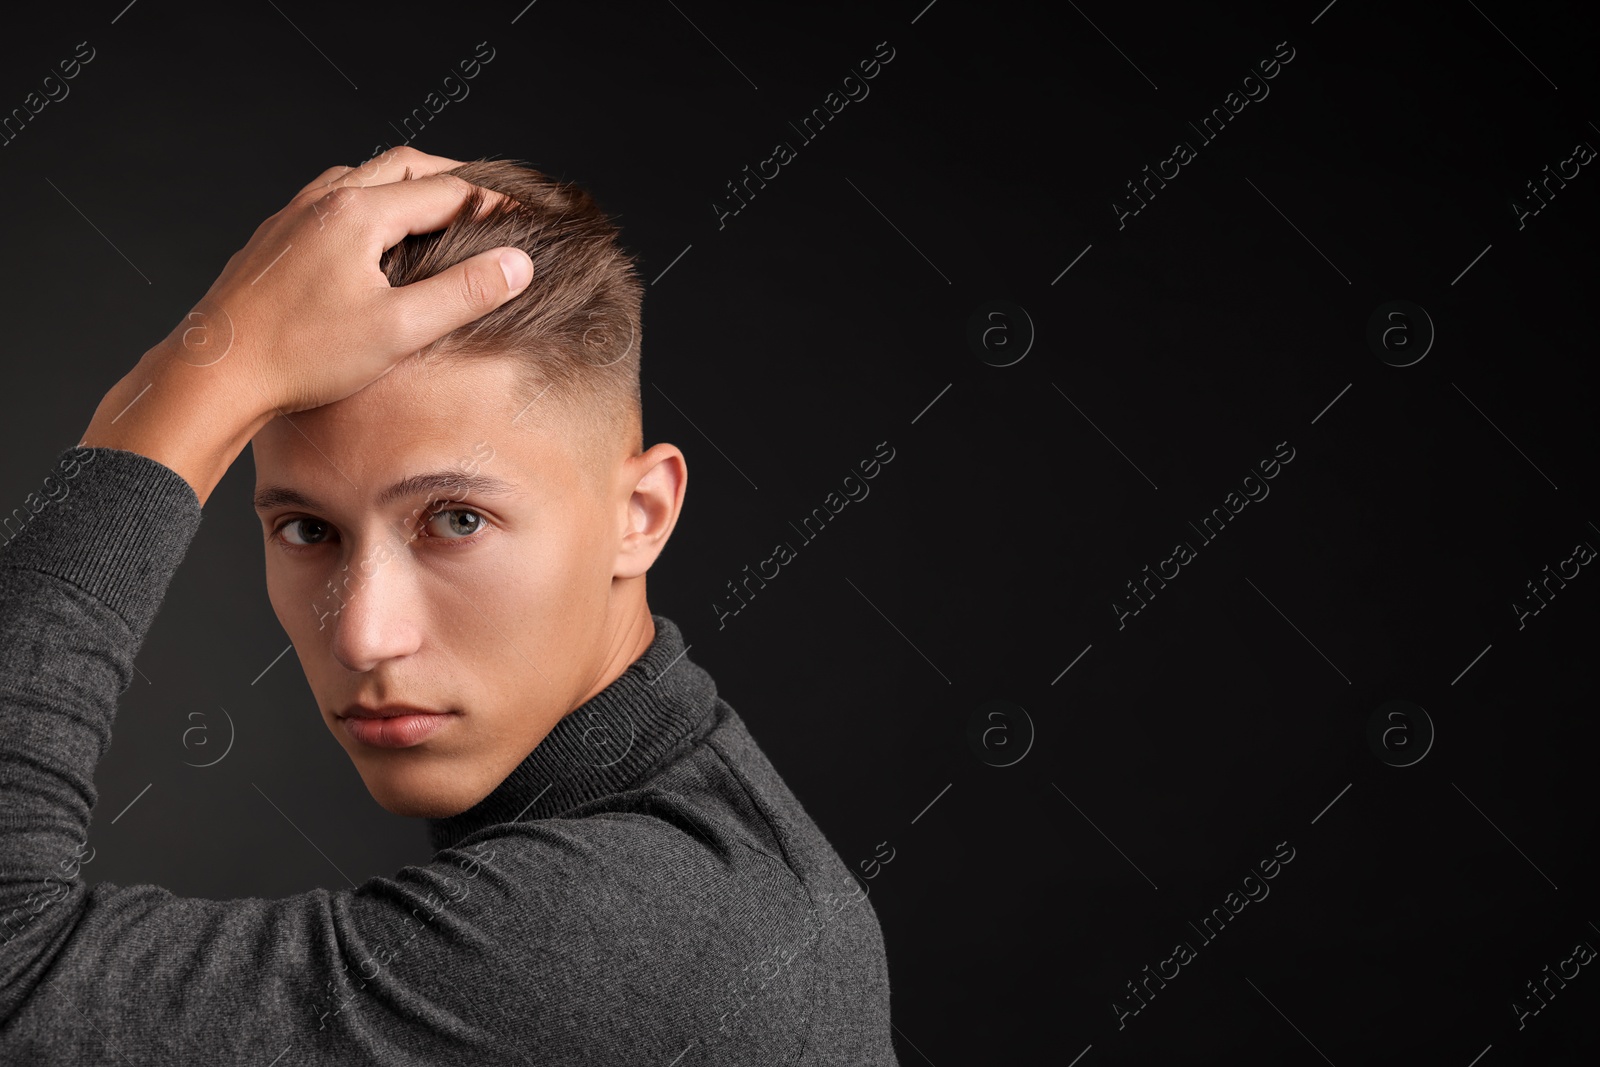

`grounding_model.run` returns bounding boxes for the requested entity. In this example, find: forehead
[249,354,580,504]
